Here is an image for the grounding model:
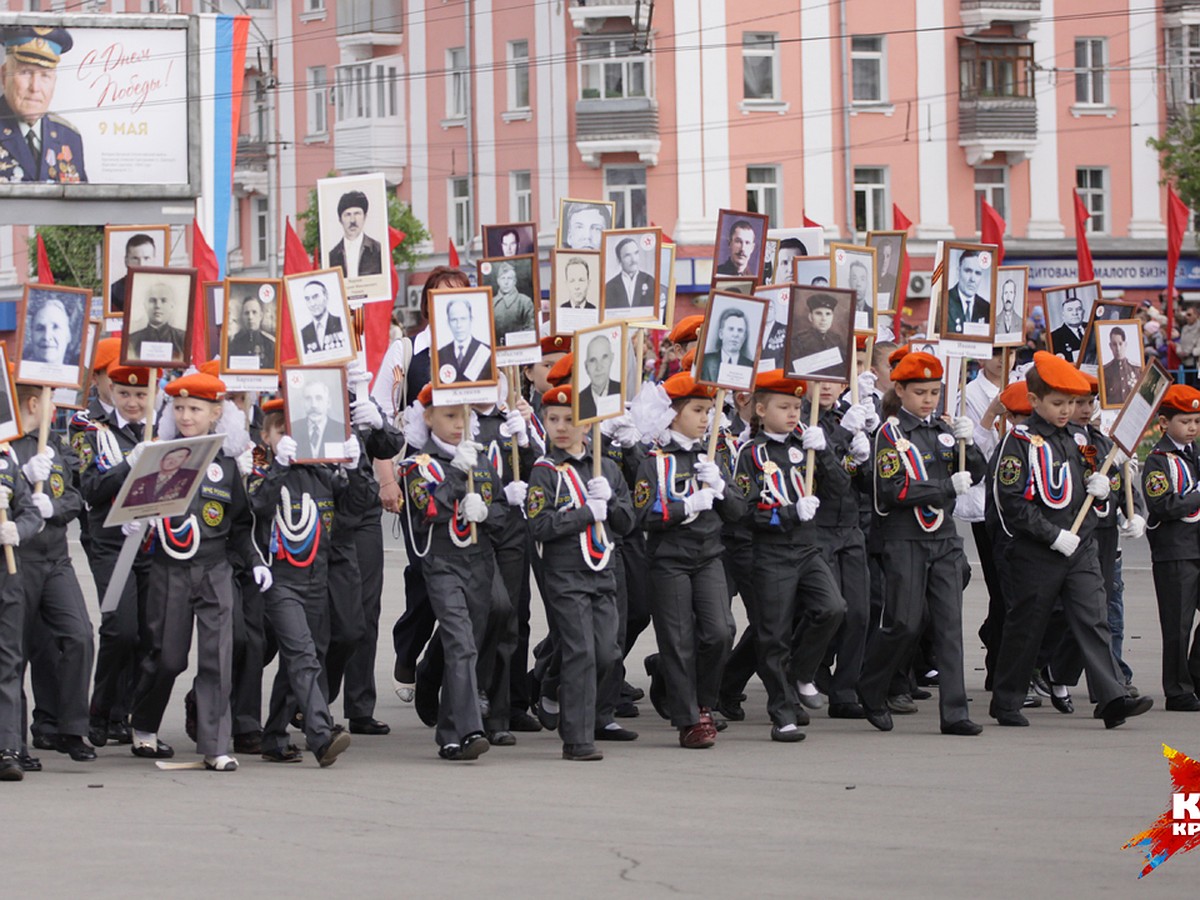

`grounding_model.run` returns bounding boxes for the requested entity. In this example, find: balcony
[233,137,269,195]
[958,97,1037,164]
[960,1,1041,36]
[574,97,660,167]
[568,0,652,33]
[336,0,402,53]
